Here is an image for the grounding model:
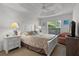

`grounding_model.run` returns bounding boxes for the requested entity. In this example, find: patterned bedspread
[21,34,56,54]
